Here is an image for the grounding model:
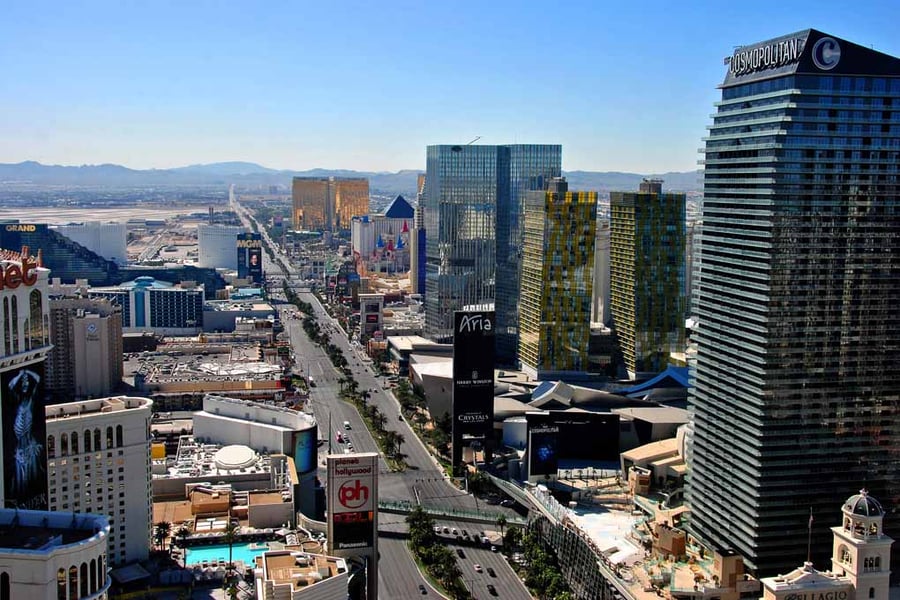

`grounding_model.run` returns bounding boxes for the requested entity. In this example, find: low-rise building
[255,550,348,600]
[0,509,111,600]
